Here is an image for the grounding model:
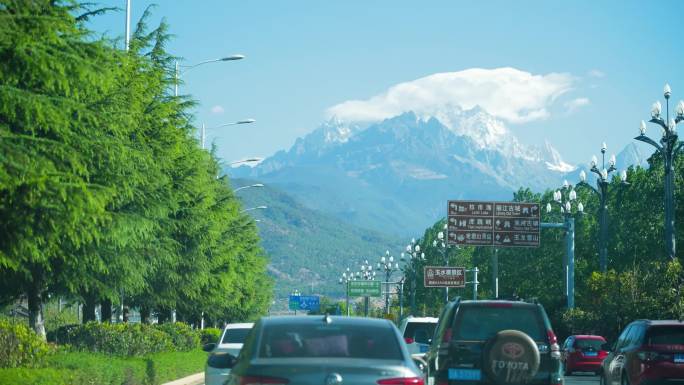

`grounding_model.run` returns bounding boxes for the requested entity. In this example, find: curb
[162,372,204,385]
